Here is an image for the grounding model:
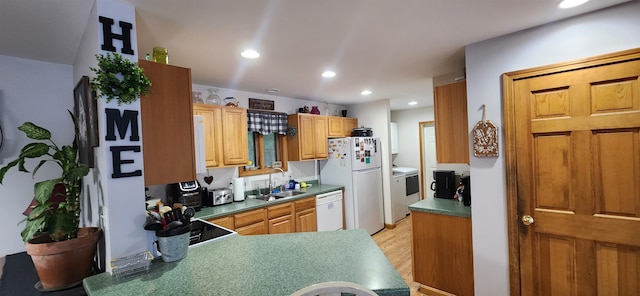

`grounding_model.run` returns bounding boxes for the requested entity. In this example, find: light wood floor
[372,214,424,296]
